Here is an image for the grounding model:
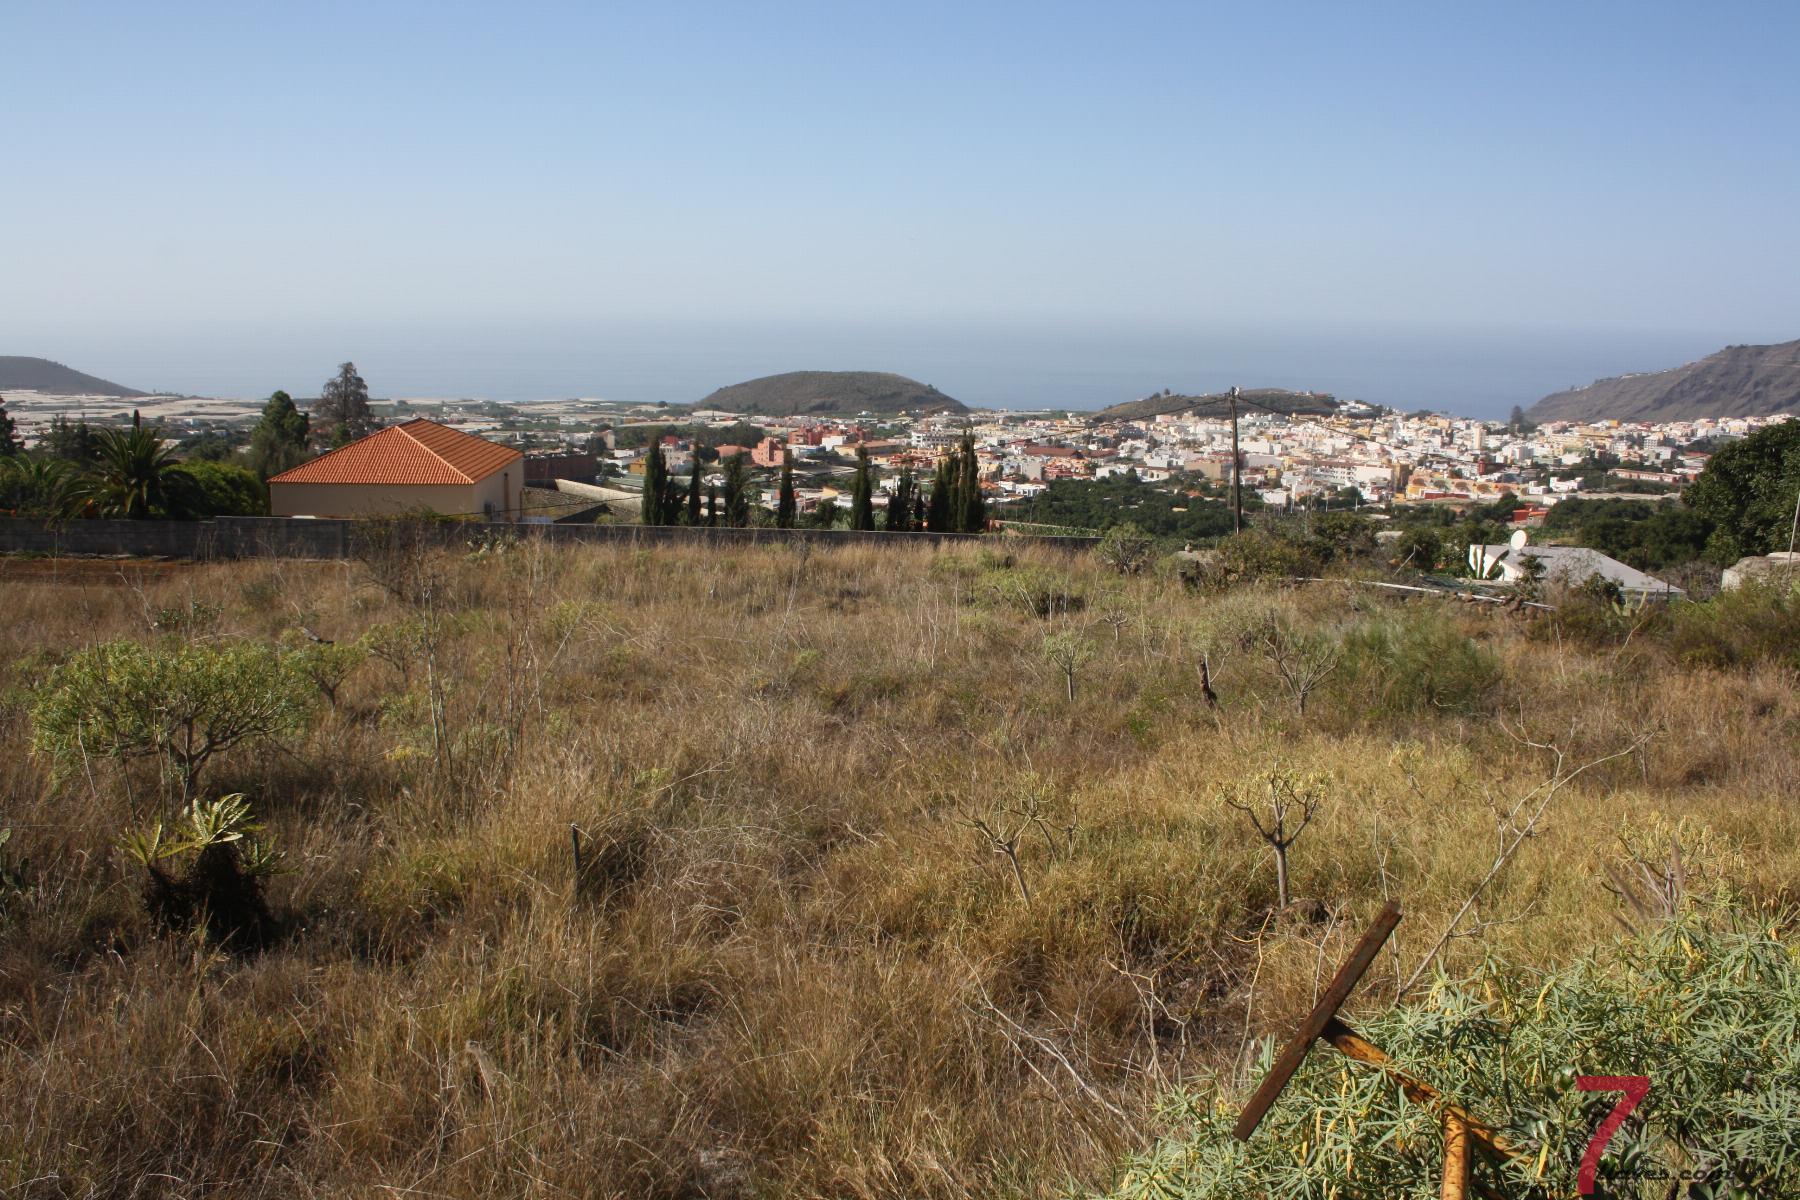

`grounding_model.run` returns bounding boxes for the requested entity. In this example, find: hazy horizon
[14,319,1765,420]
